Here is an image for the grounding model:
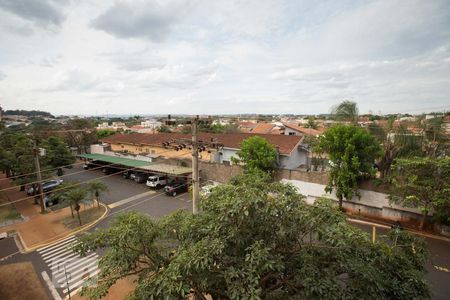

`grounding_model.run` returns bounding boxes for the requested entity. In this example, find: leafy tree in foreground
[389,157,450,229]
[232,136,278,173]
[74,173,429,299]
[318,124,382,209]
